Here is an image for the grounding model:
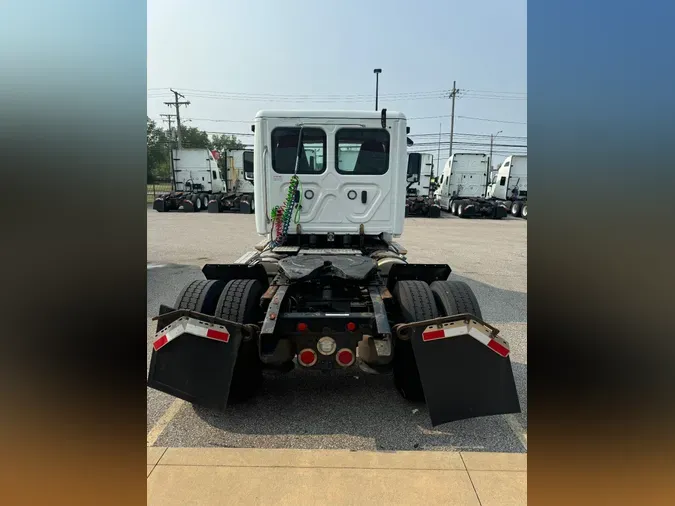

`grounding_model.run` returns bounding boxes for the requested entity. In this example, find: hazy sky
[148,0,526,167]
